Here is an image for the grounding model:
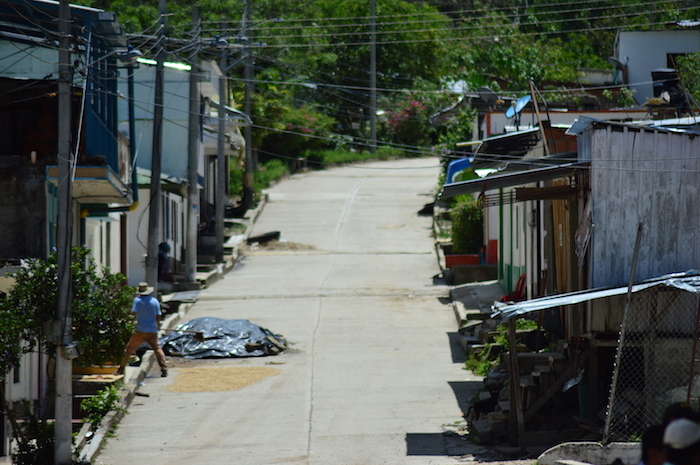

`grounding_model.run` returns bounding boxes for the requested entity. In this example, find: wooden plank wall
[589,125,700,288]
